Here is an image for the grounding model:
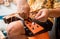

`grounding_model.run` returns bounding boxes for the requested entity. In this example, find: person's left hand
[35,9,50,22]
[17,1,30,19]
